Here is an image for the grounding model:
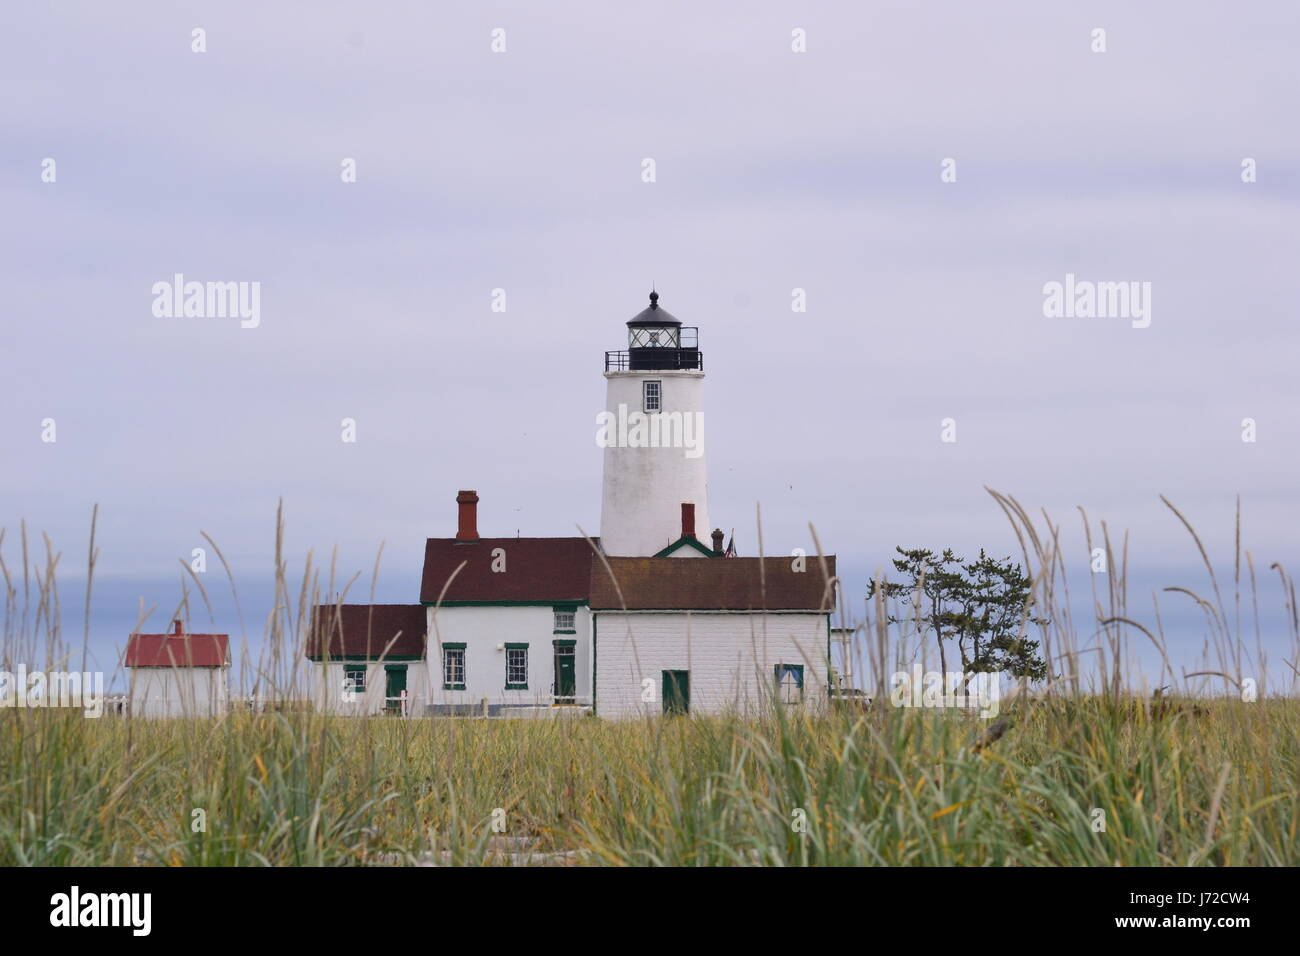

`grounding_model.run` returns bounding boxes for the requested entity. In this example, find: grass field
[1,698,1296,866]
